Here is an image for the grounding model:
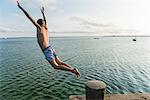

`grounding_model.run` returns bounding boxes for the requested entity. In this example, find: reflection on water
[0,37,150,100]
